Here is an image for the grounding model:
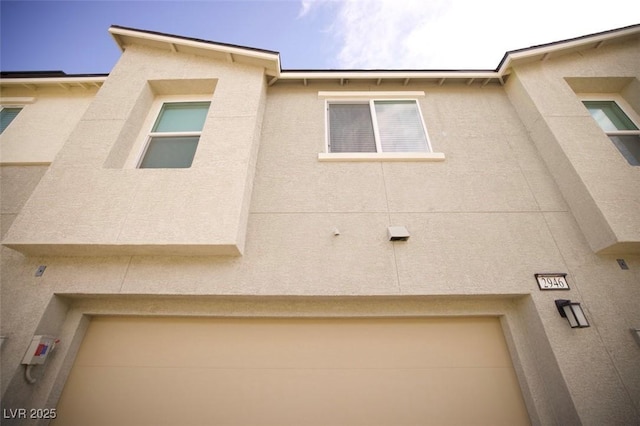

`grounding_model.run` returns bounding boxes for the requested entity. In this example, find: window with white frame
[0,106,23,134]
[327,100,430,153]
[138,101,210,168]
[583,100,640,166]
